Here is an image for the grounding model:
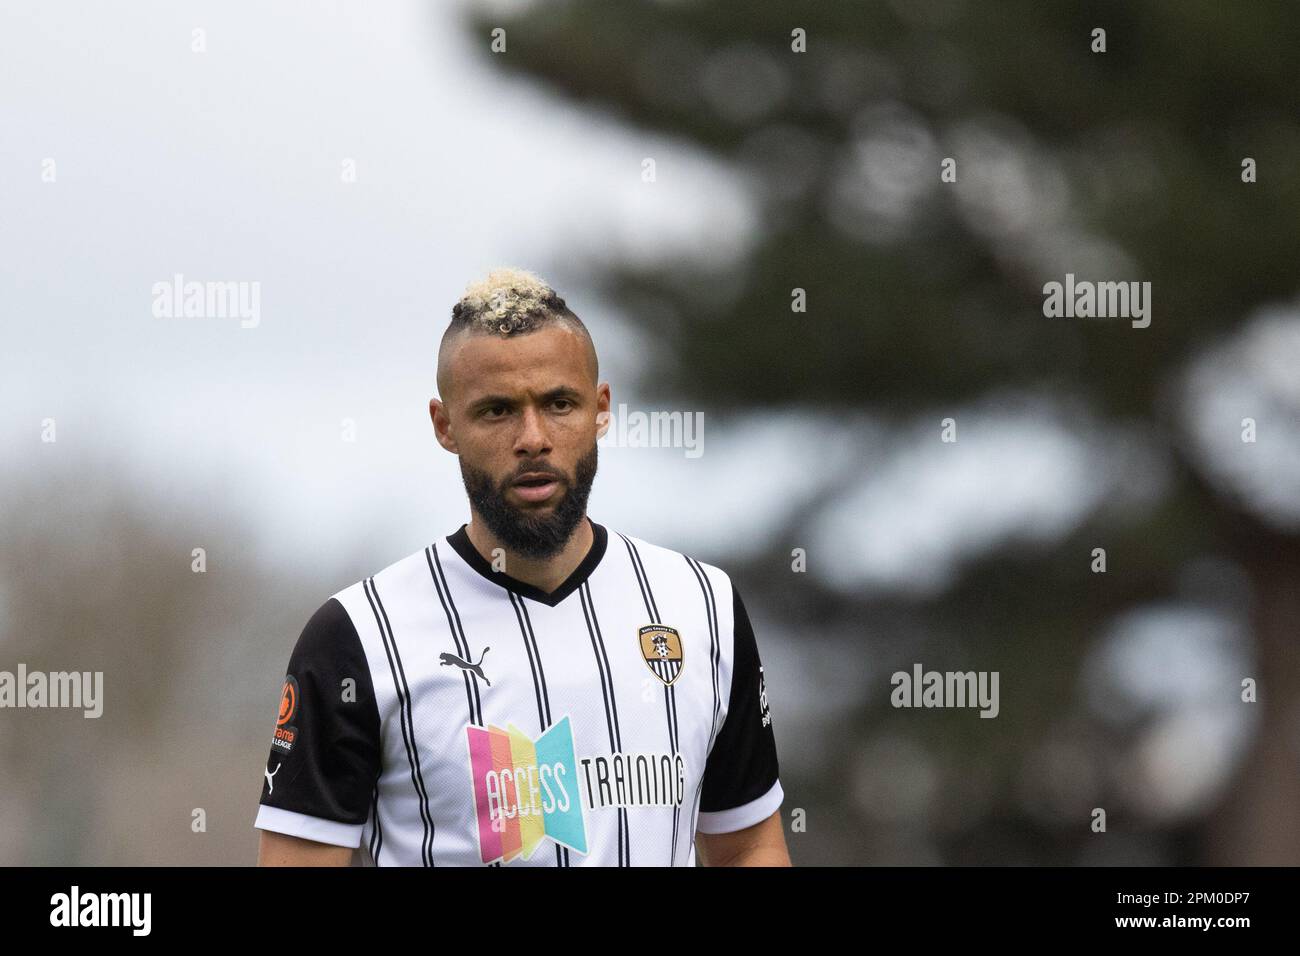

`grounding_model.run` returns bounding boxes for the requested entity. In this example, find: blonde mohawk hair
[451,267,572,336]
[439,267,598,394]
